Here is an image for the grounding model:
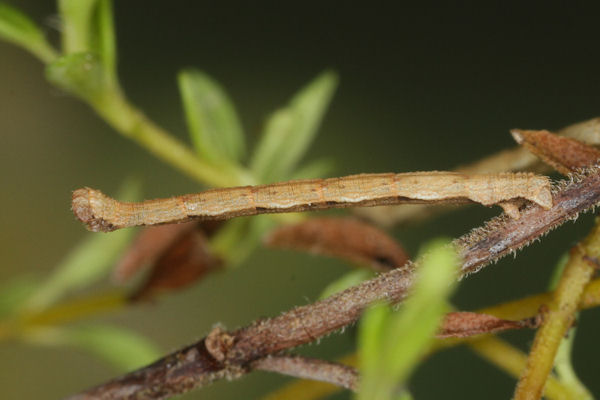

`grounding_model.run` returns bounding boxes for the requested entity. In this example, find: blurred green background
[2,2,600,399]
